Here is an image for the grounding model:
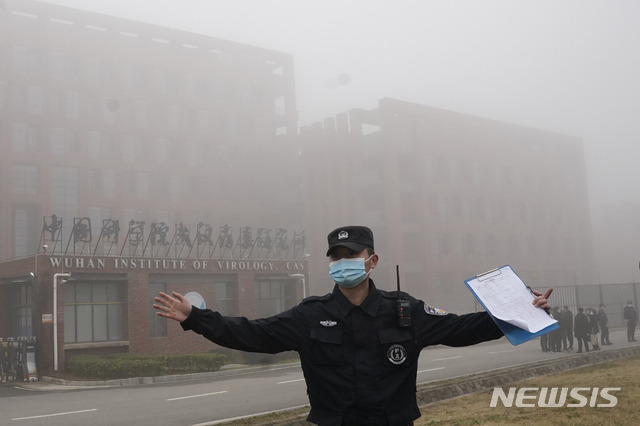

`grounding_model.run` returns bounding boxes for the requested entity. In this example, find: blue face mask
[329,255,373,288]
